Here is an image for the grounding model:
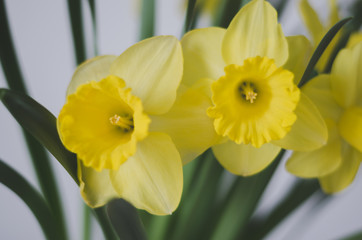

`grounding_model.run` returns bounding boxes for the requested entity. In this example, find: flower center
[238,81,258,103]
[109,114,134,133]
